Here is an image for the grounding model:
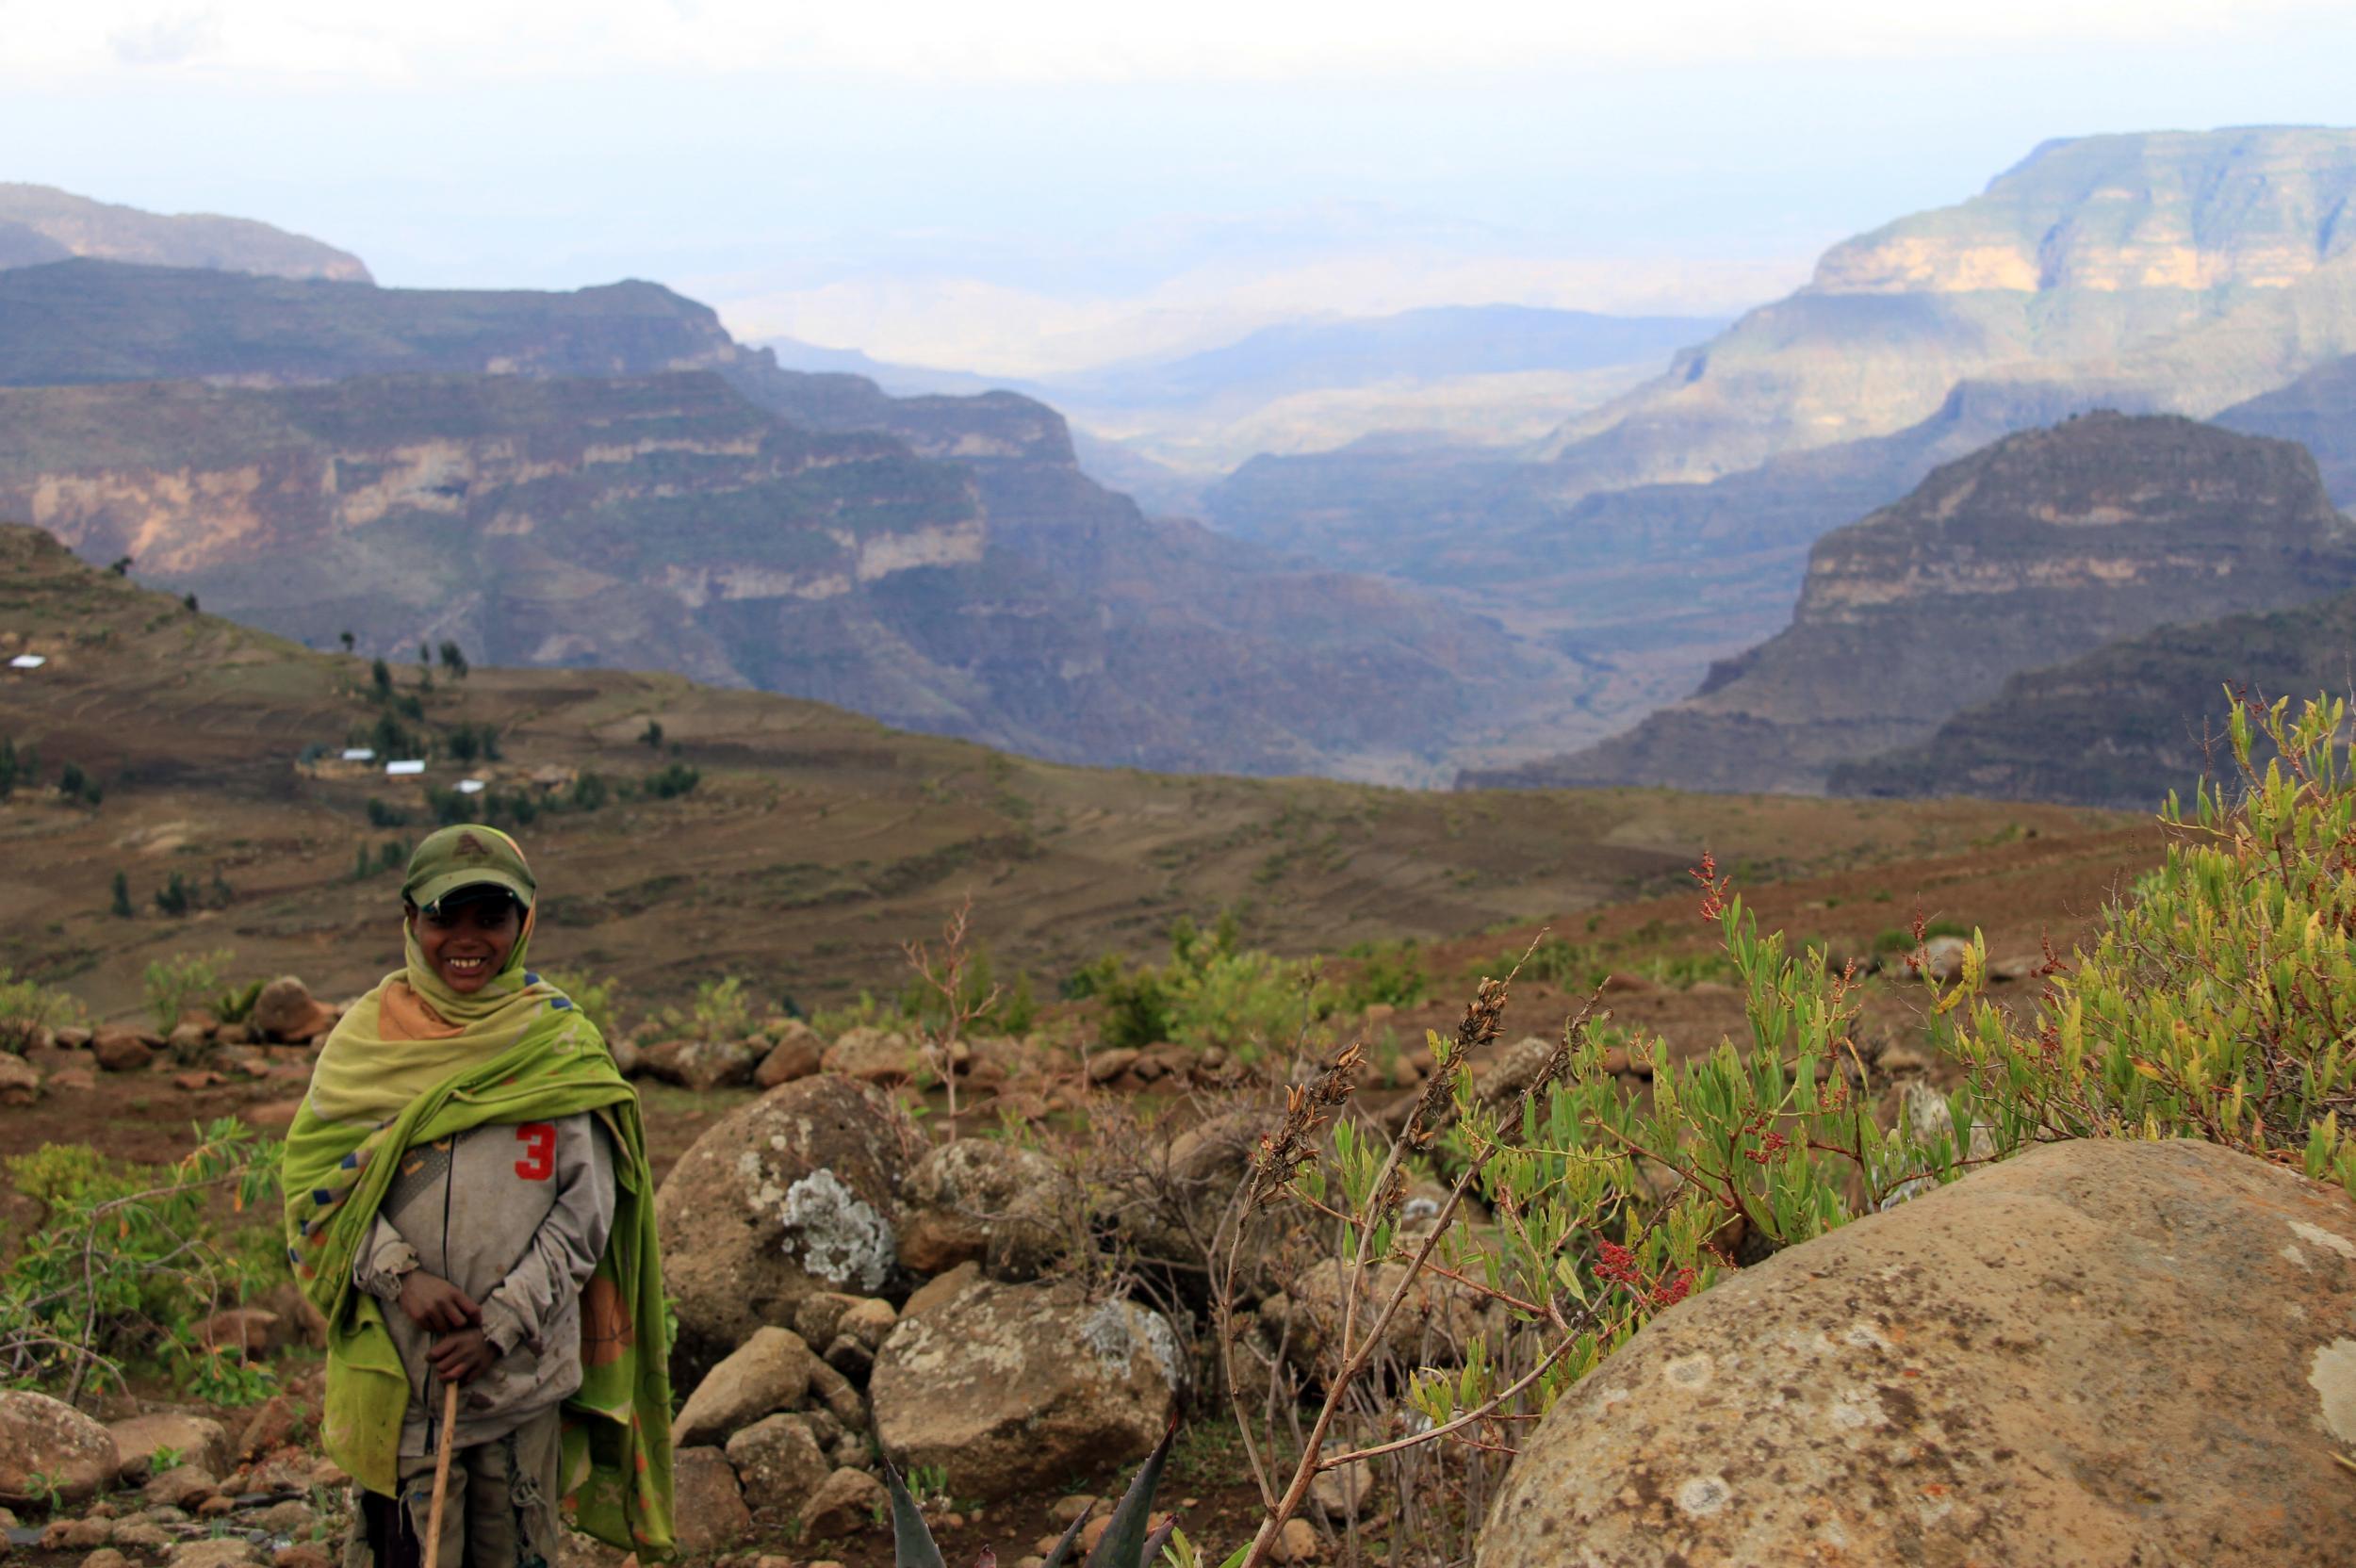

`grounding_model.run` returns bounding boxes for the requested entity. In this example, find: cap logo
[454,832,491,858]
